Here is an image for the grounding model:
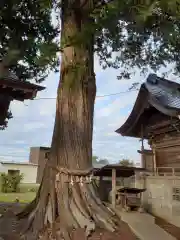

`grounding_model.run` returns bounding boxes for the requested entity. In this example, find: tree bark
[17,1,119,239]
